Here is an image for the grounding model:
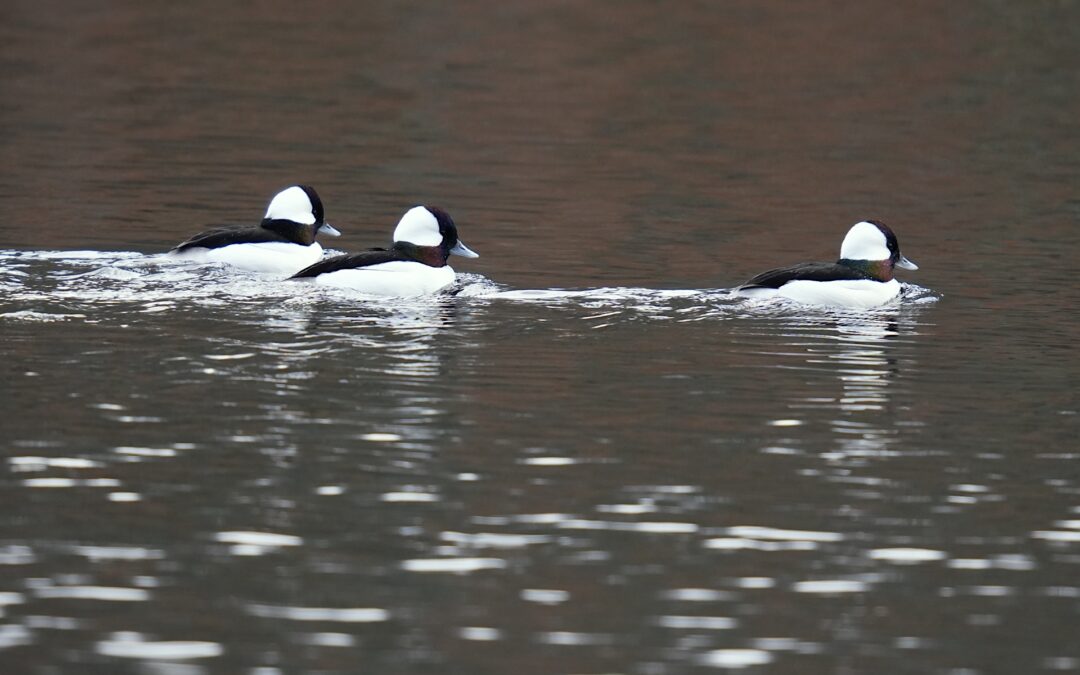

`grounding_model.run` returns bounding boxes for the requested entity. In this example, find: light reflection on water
[0,248,981,672]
